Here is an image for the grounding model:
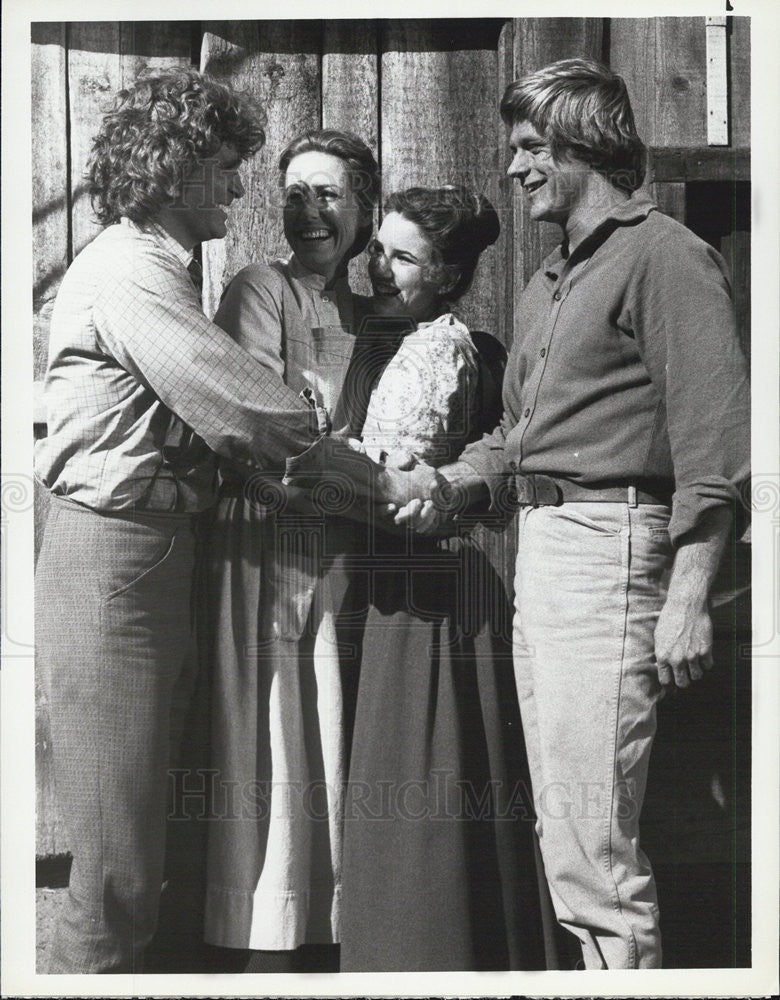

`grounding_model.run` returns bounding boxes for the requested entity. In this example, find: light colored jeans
[513,501,672,969]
